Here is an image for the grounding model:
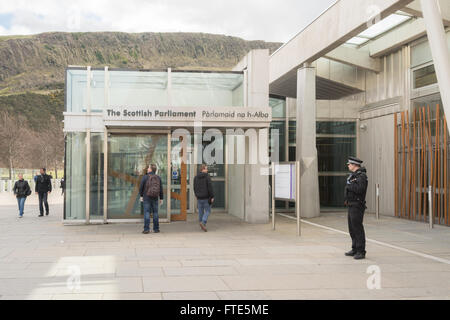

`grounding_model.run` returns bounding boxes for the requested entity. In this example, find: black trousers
[347,203,366,254]
[38,192,49,215]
